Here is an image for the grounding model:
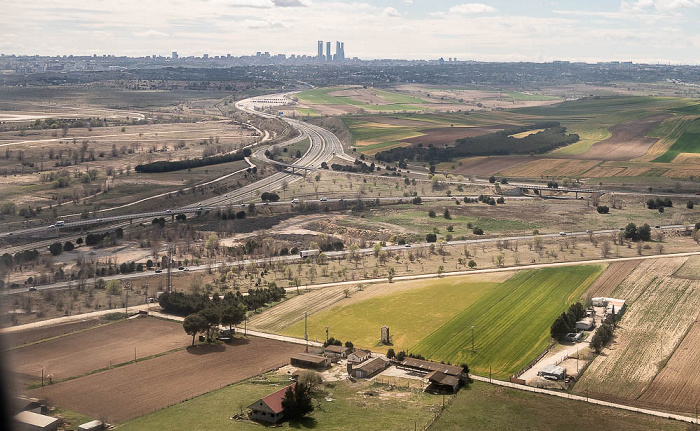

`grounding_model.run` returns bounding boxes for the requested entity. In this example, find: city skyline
[2,1,700,64]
